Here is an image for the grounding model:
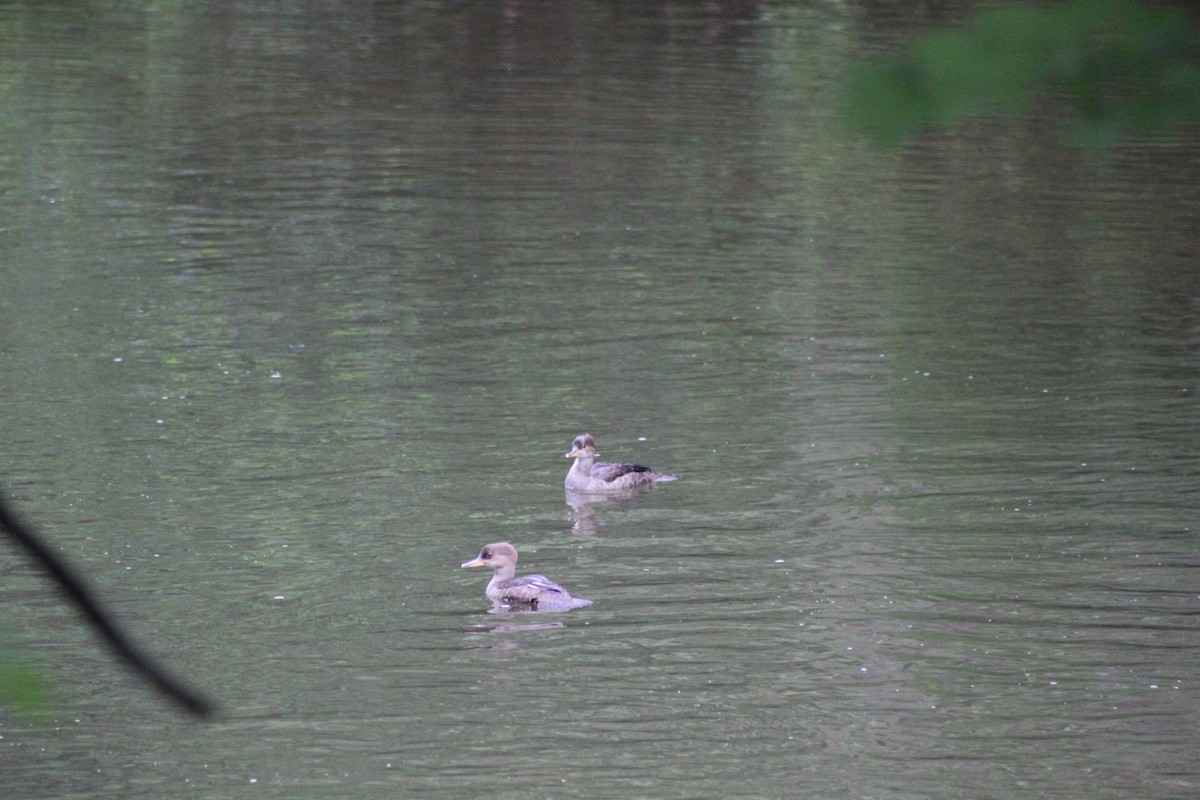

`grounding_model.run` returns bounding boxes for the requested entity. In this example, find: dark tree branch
[1,494,215,718]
